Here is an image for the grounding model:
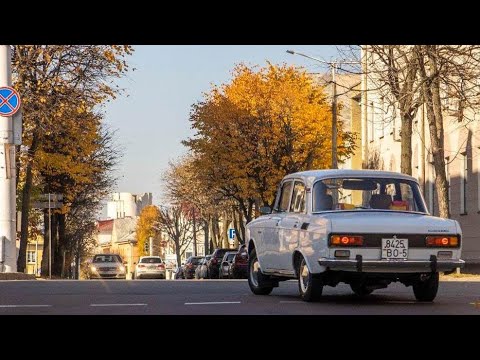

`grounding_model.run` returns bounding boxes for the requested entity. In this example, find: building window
[368,102,374,142]
[445,157,451,213]
[428,161,435,215]
[27,250,36,264]
[379,97,385,138]
[460,152,467,214]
